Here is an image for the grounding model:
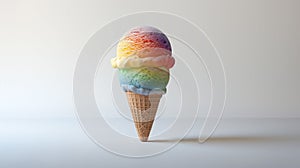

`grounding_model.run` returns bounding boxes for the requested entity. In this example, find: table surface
[1,118,299,168]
